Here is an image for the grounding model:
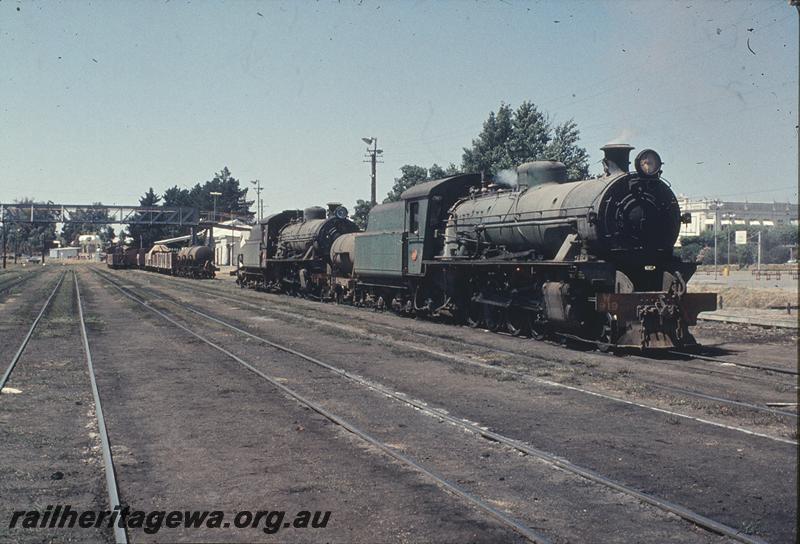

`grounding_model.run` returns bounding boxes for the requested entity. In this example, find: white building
[210,219,251,266]
[49,247,80,259]
[78,234,102,261]
[677,197,798,239]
